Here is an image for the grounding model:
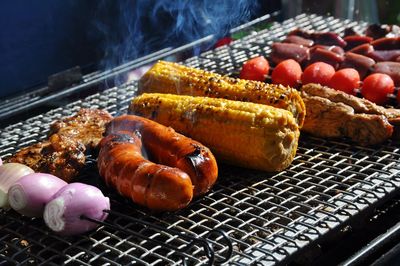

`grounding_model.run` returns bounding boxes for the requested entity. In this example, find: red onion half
[44,183,110,236]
